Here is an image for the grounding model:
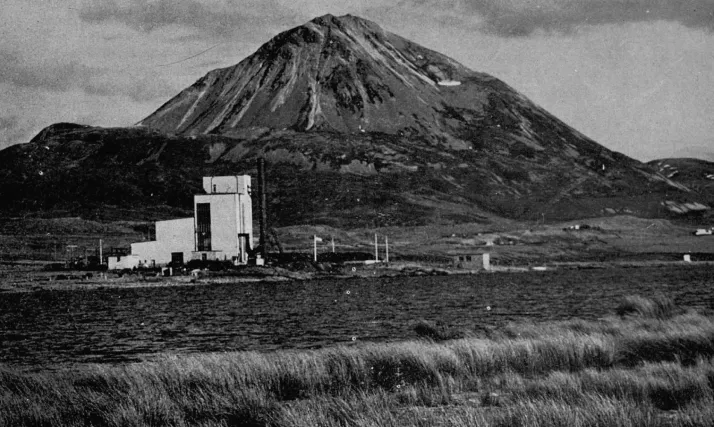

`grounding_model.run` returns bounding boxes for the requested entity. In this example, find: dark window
[171,252,184,265]
[196,203,211,251]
